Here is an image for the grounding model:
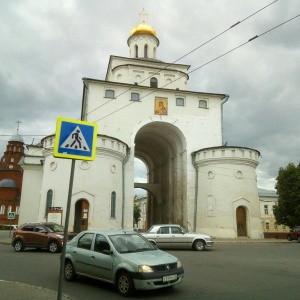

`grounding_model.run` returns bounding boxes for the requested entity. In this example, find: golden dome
[130,23,157,37]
